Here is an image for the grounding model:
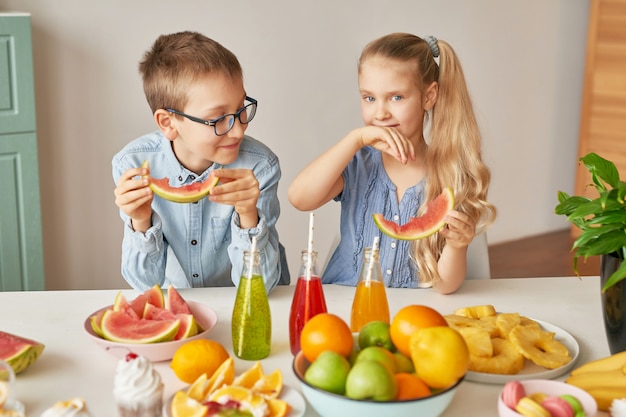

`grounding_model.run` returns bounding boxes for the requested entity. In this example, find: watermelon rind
[0,331,45,374]
[100,310,180,344]
[174,314,198,340]
[129,284,165,316]
[373,187,454,240]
